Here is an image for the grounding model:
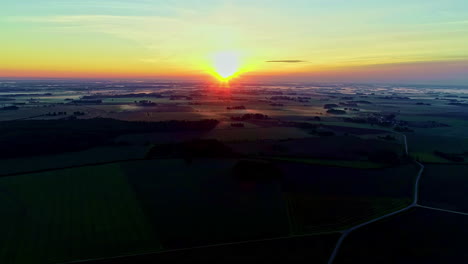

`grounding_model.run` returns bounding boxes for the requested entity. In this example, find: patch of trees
[270,96,295,101]
[135,100,157,106]
[324,104,339,109]
[270,103,284,107]
[170,95,192,101]
[231,113,269,121]
[73,111,86,116]
[340,102,358,107]
[82,93,163,99]
[46,112,67,116]
[231,123,245,128]
[433,151,465,162]
[71,100,102,104]
[343,114,396,127]
[394,126,414,132]
[327,109,347,115]
[0,118,220,159]
[343,117,367,124]
[286,122,318,130]
[349,100,372,104]
[227,106,246,110]
[416,102,431,106]
[378,135,396,141]
[378,96,411,100]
